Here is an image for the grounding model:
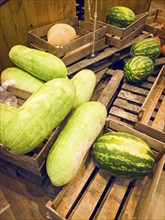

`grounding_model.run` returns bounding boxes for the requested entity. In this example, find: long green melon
[71,69,96,110]
[2,78,75,154]
[9,45,67,81]
[123,56,154,83]
[46,101,107,186]
[0,103,17,143]
[91,132,155,179]
[106,6,135,28]
[130,38,161,59]
[1,67,44,93]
